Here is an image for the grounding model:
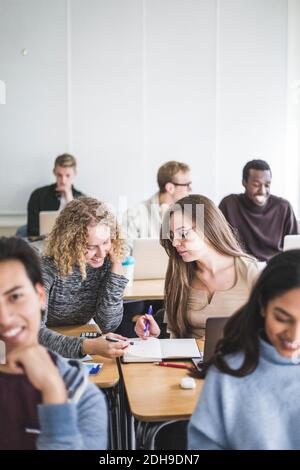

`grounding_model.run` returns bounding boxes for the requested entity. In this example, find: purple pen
[144,305,153,335]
